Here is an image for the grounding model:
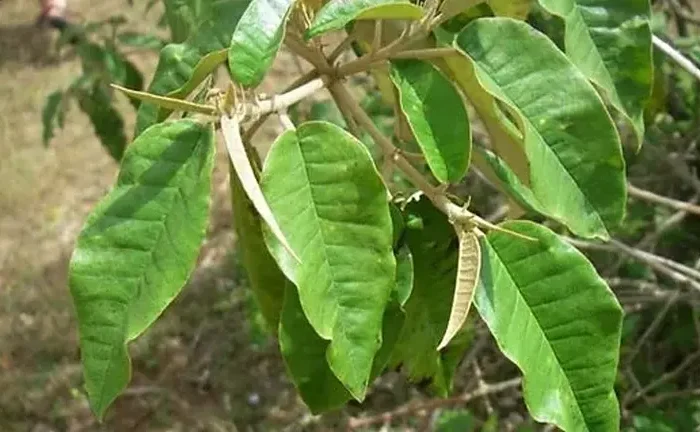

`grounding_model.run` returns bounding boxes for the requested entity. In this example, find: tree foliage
[60,0,659,430]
